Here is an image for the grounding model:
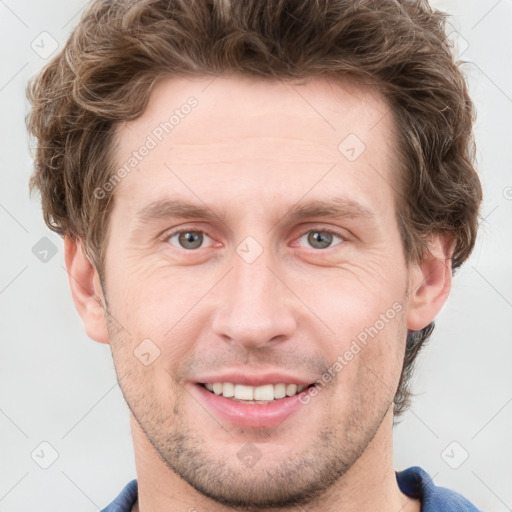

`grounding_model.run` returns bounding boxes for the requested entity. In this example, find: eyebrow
[135,199,227,225]
[286,197,375,222]
[134,196,375,228]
